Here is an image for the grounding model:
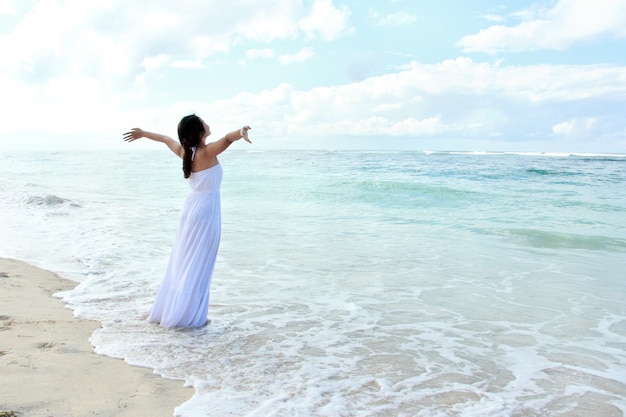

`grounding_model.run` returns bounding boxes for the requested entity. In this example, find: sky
[1,0,625,153]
